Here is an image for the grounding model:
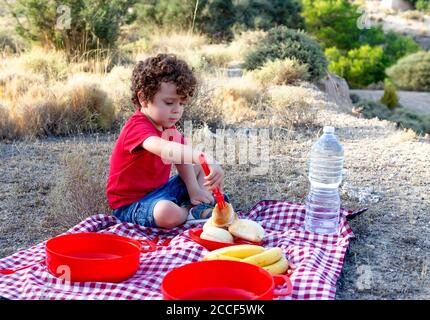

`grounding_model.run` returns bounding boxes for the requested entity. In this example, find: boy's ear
[137,91,148,107]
